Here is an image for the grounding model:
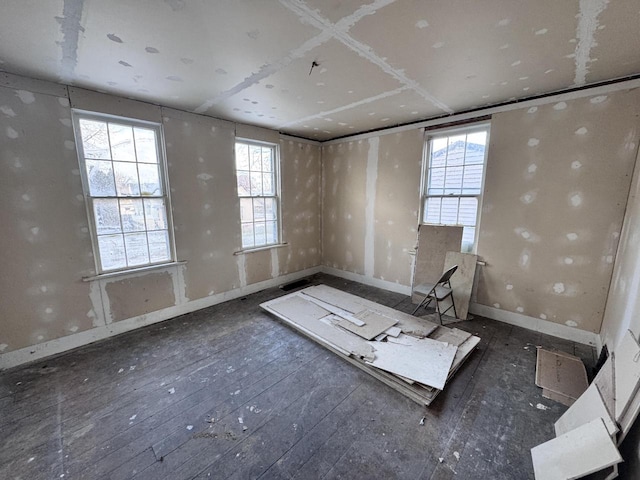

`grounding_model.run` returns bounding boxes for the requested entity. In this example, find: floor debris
[420,417,425,425]
[536,403,549,411]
